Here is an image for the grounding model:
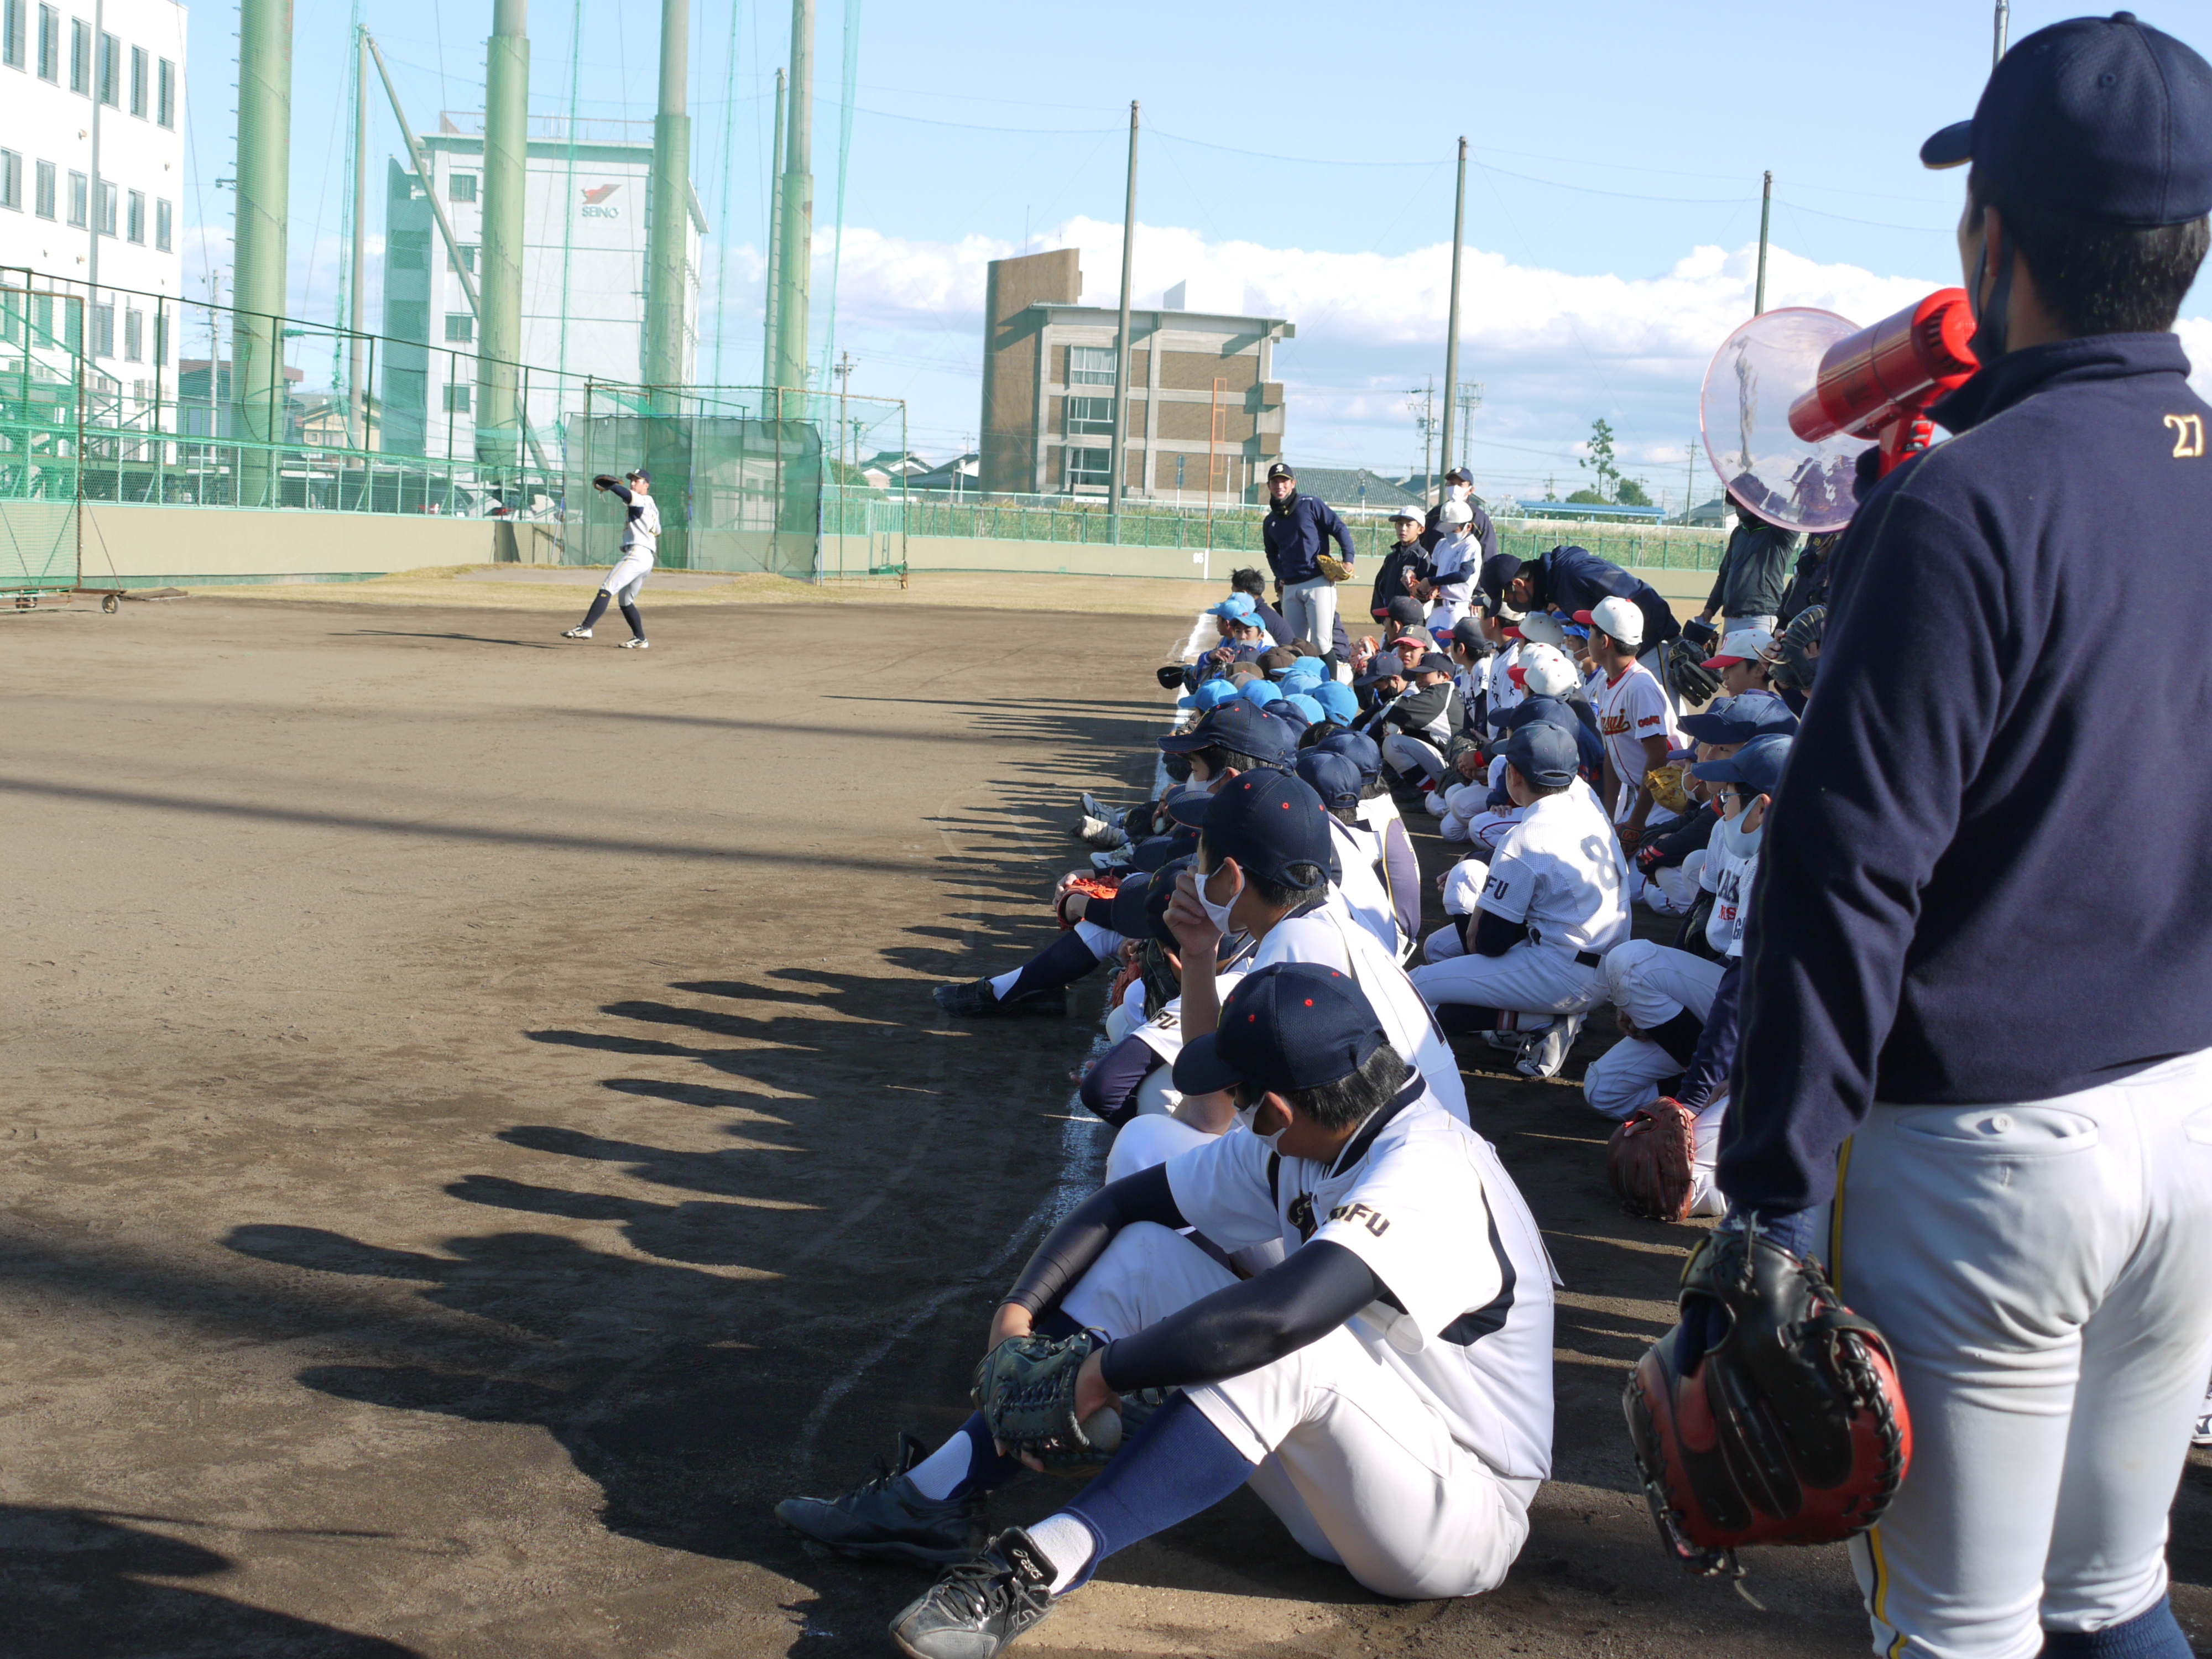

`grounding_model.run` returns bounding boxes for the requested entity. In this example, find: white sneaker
[1515,1014,1583,1080]
[620,638,650,650]
[1079,792,1119,822]
[1077,815,1129,851]
[561,625,592,639]
[1089,847,1133,874]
